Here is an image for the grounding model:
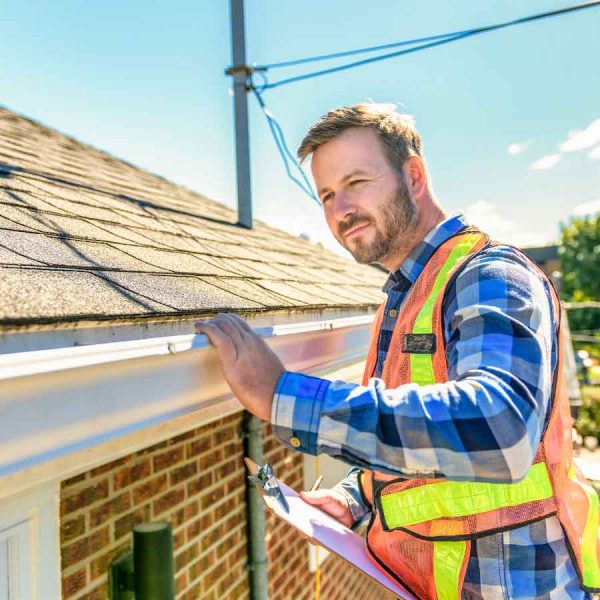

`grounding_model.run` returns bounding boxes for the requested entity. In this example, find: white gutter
[0,313,375,500]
